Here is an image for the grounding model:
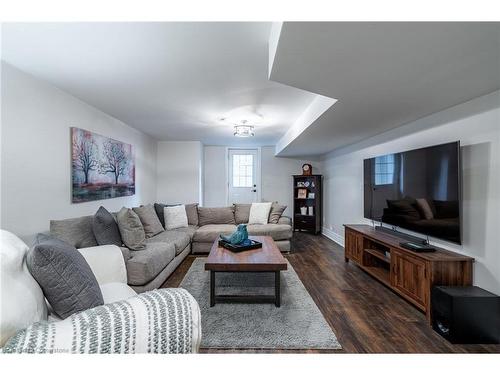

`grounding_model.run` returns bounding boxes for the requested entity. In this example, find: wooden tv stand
[344,224,474,321]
